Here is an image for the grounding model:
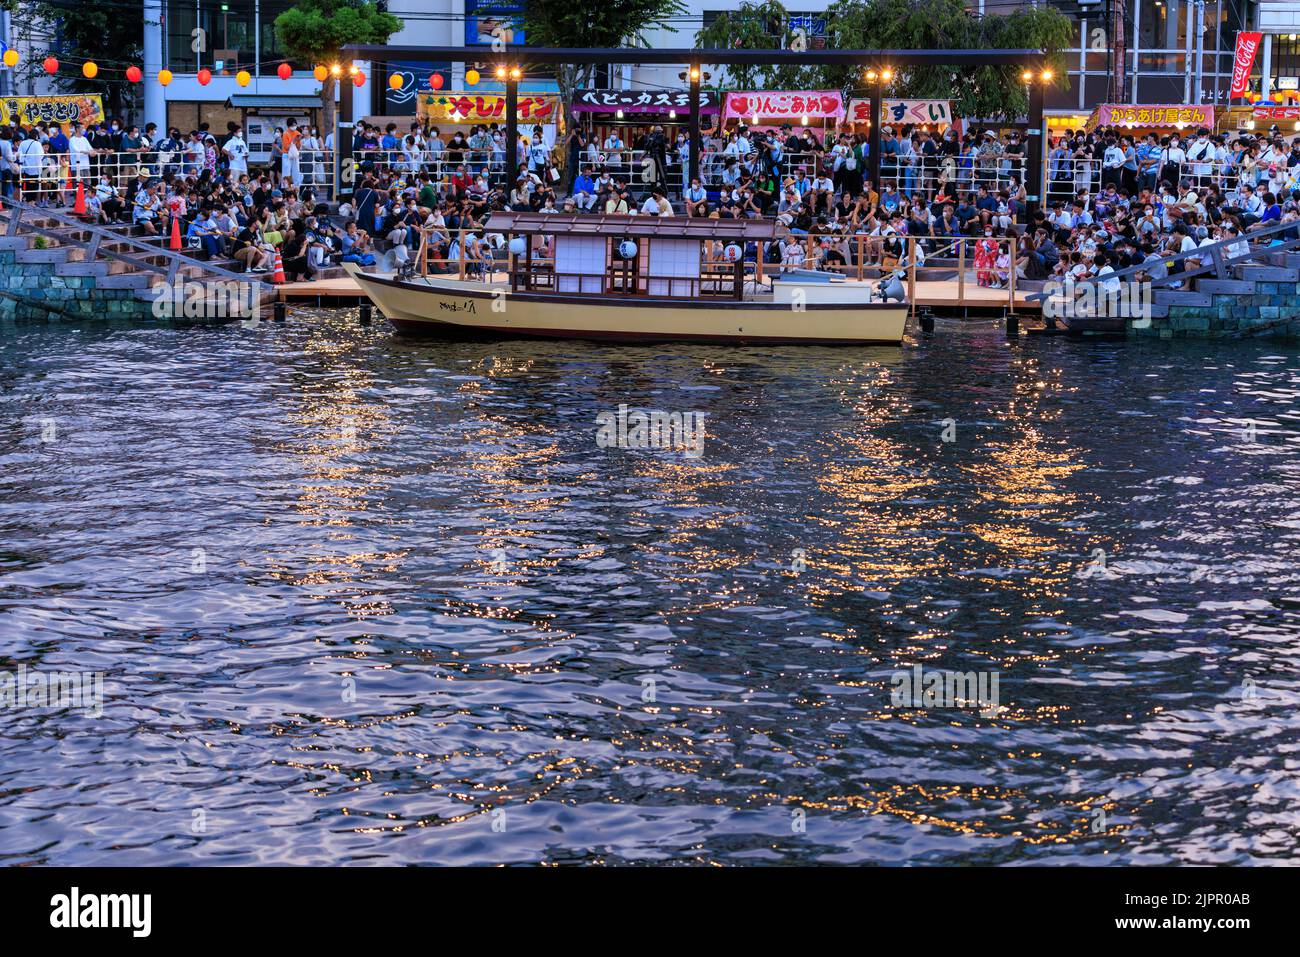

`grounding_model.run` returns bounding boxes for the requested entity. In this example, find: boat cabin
[486,212,777,301]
